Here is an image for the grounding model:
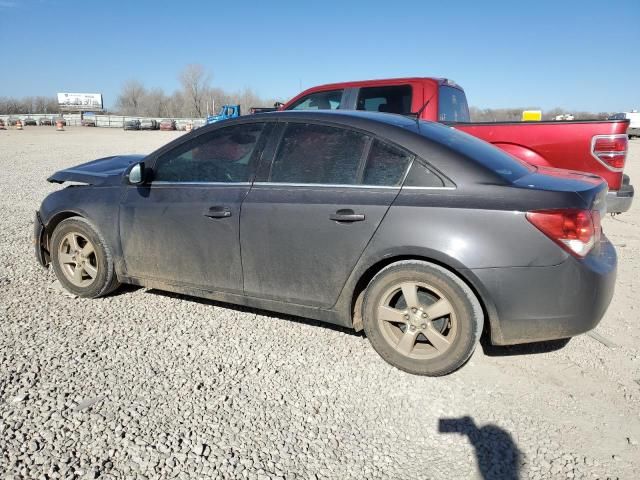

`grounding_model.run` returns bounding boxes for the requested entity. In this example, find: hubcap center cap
[409,309,427,328]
